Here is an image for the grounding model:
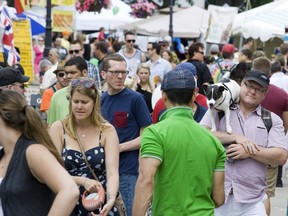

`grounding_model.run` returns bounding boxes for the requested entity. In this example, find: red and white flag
[0,4,20,66]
